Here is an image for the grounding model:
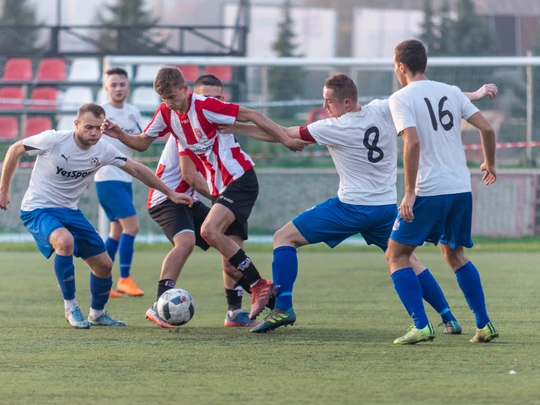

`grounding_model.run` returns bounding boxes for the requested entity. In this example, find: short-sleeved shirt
[22,130,127,211]
[147,135,201,209]
[95,102,141,183]
[389,80,479,197]
[144,94,254,196]
[299,99,398,206]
